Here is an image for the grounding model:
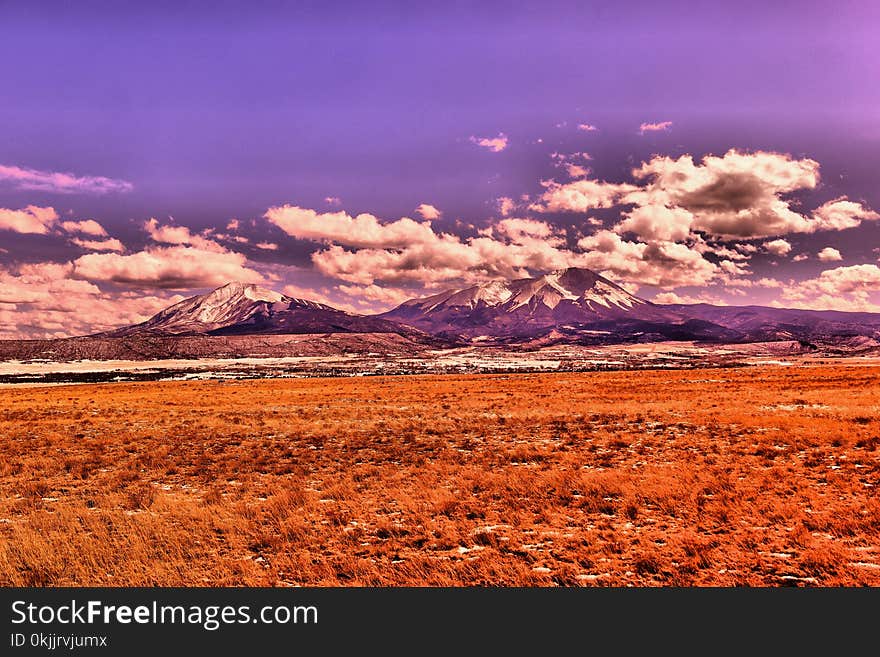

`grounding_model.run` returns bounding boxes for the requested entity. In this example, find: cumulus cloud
[631,150,824,238]
[256,148,878,305]
[497,197,517,217]
[653,291,728,305]
[70,237,126,253]
[265,205,436,249]
[255,242,279,251]
[615,204,695,242]
[577,123,598,132]
[781,264,880,311]
[0,164,132,195]
[492,218,561,243]
[639,121,673,133]
[817,247,843,262]
[811,198,880,231]
[0,205,59,234]
[531,179,636,213]
[469,133,508,152]
[0,263,185,338]
[576,230,718,288]
[336,283,418,307]
[764,239,792,256]
[72,246,262,289]
[415,204,441,220]
[534,150,877,244]
[144,218,226,252]
[324,196,342,206]
[61,219,108,236]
